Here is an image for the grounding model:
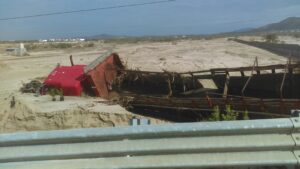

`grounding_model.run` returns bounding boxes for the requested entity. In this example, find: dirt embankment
[0,95,165,133]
